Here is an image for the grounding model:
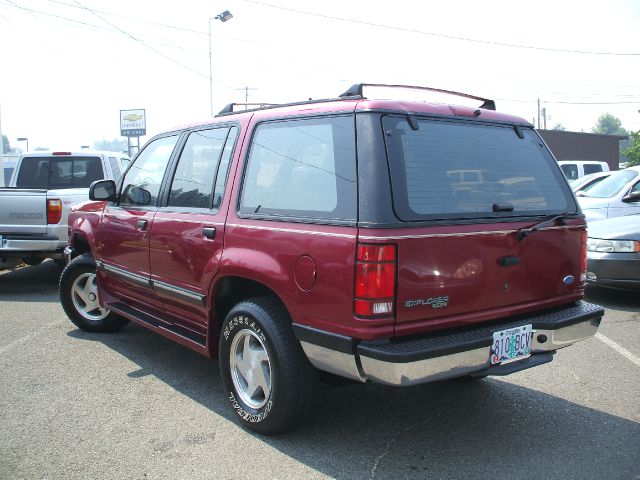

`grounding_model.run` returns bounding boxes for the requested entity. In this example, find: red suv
[59,84,604,434]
